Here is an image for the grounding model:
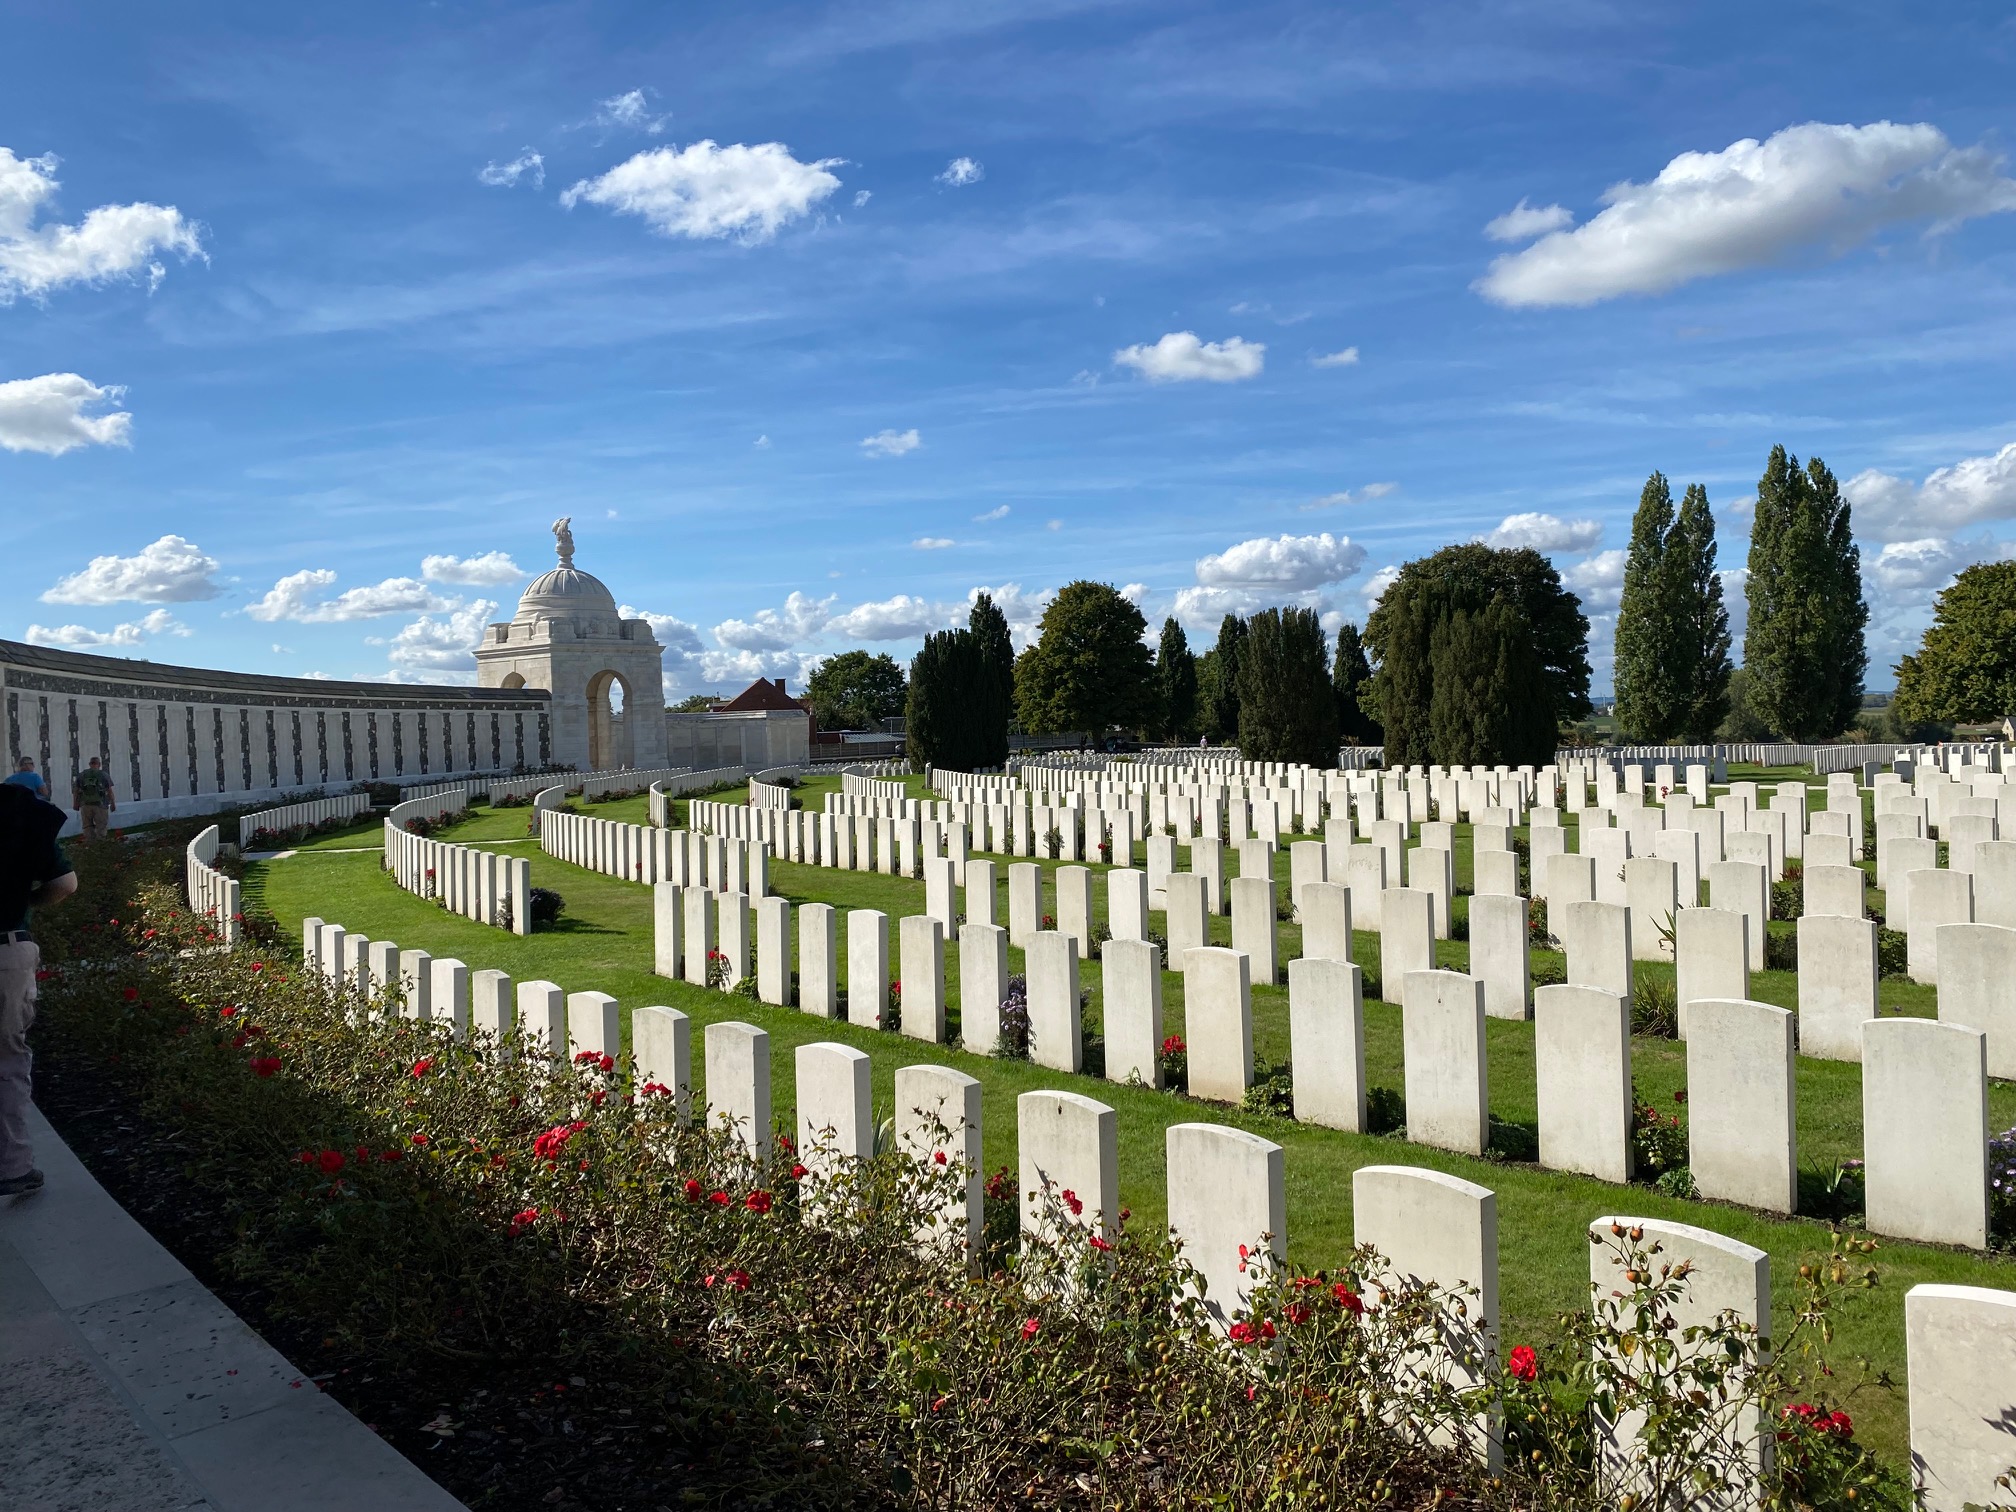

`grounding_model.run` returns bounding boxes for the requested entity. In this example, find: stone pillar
[1055,865,1093,958]
[1191,835,1227,916]
[716,891,751,987]
[1107,868,1148,942]
[1541,852,1595,907]
[1342,843,1387,930]
[1164,872,1209,955]
[1906,870,1974,984]
[1674,906,1748,1038]
[1803,863,1866,919]
[397,947,432,1021]
[1937,922,2016,1077]
[923,855,957,931]
[1533,984,1631,1182]
[965,858,997,929]
[898,915,946,1043]
[651,882,683,978]
[1686,998,1796,1212]
[1379,886,1434,999]
[1288,957,1365,1132]
[1624,856,1678,961]
[705,1020,771,1165]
